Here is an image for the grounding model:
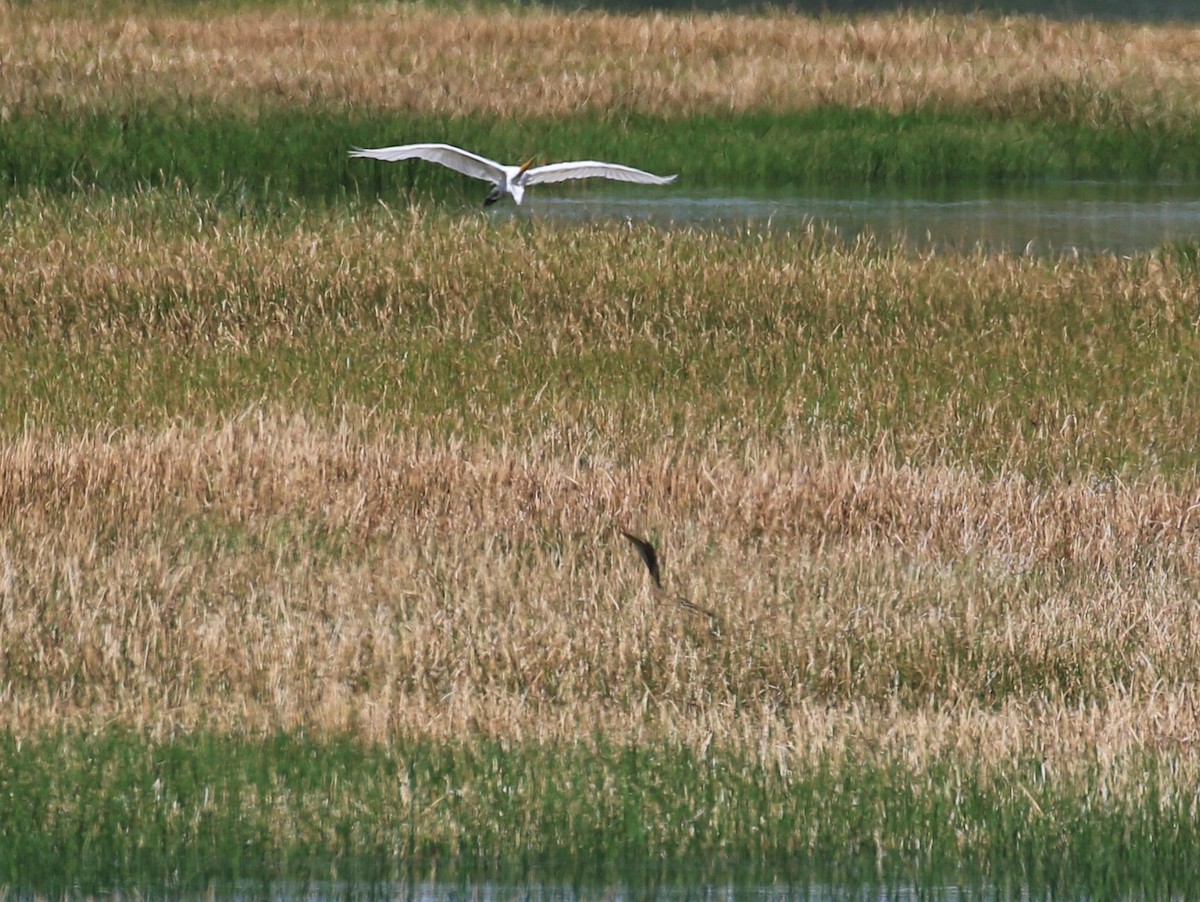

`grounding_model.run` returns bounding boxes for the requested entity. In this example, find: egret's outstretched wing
[524,161,677,187]
[349,143,508,184]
